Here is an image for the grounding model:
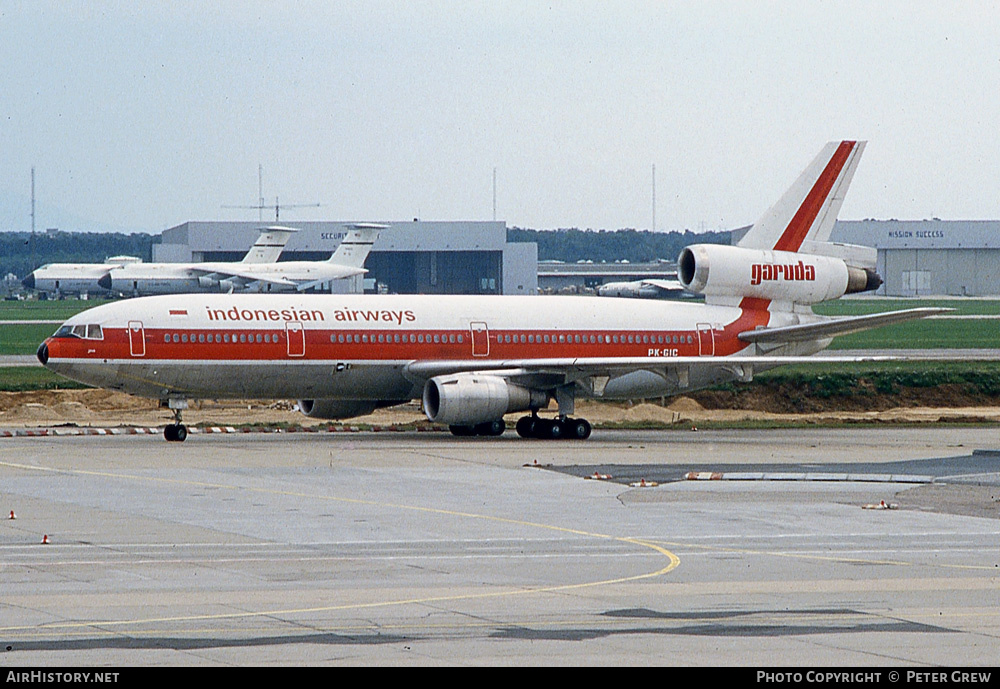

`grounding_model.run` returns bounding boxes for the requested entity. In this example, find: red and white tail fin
[738,141,866,252]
